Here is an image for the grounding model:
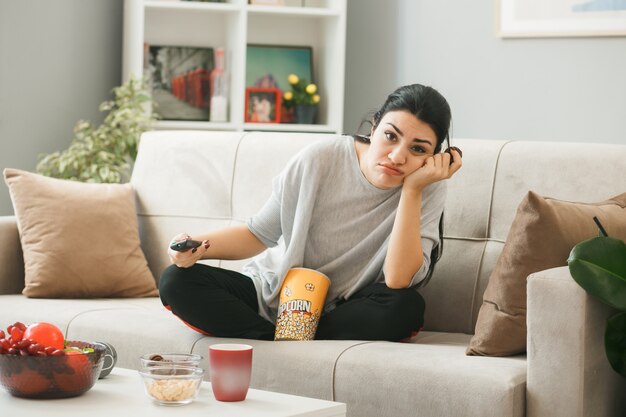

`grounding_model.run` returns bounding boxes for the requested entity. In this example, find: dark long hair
[357,84,452,153]
[356,84,452,287]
